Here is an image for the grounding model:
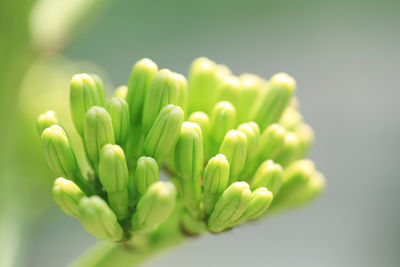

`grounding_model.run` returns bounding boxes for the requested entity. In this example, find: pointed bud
[70,73,105,136]
[241,187,273,220]
[106,98,130,146]
[279,107,303,131]
[134,156,159,196]
[131,181,177,232]
[251,160,283,195]
[84,106,115,167]
[126,58,158,124]
[41,125,77,178]
[113,85,128,100]
[99,144,129,219]
[208,182,251,233]
[237,74,264,123]
[274,132,300,167]
[237,122,260,166]
[251,73,296,130]
[52,177,85,217]
[216,76,240,110]
[188,111,211,156]
[142,69,181,135]
[143,105,184,163]
[79,196,123,242]
[295,123,314,159]
[218,130,247,184]
[173,72,189,115]
[203,154,230,216]
[36,110,60,135]
[258,124,287,162]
